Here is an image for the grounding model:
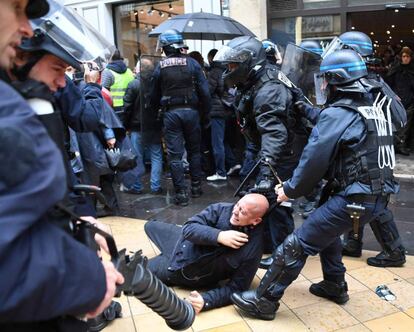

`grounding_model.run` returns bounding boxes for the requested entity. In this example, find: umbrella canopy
[148,12,255,41]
